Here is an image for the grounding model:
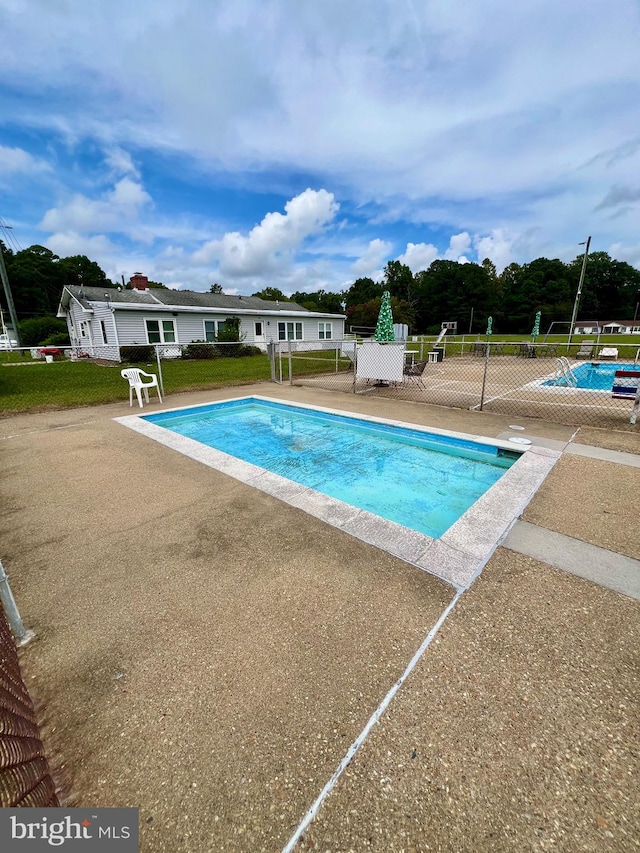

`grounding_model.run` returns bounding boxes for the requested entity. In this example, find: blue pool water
[143,399,519,538]
[544,362,637,390]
